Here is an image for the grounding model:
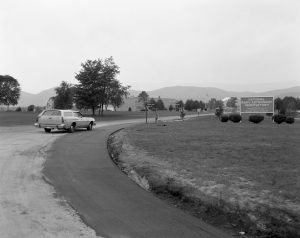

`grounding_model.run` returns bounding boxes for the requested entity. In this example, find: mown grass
[109,116,300,237]
[0,111,40,126]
